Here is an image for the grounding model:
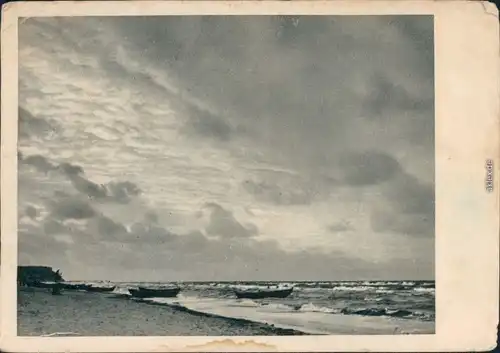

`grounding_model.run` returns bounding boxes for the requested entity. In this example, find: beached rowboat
[86,285,116,293]
[128,286,181,298]
[234,287,293,299]
[61,283,92,291]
